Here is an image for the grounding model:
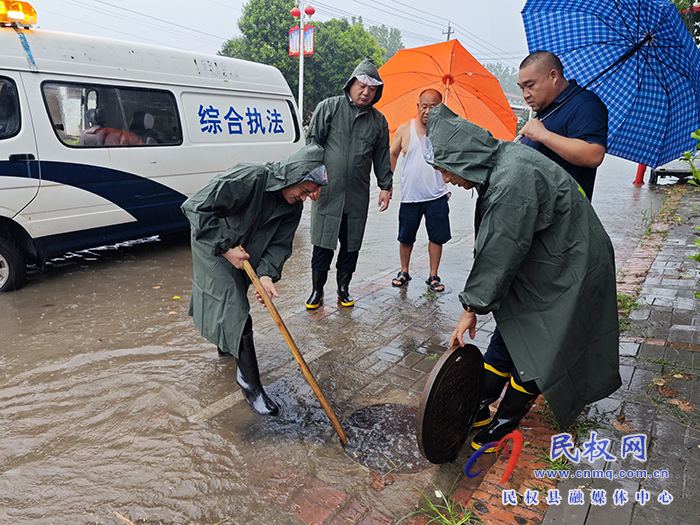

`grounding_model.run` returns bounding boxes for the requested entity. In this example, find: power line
[40,6,219,51]
[91,0,231,41]
[313,1,441,43]
[322,0,523,65]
